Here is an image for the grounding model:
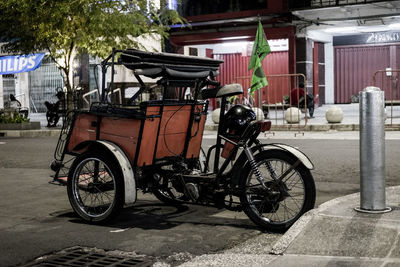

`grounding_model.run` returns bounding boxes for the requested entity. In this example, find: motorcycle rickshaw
[50,49,316,232]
